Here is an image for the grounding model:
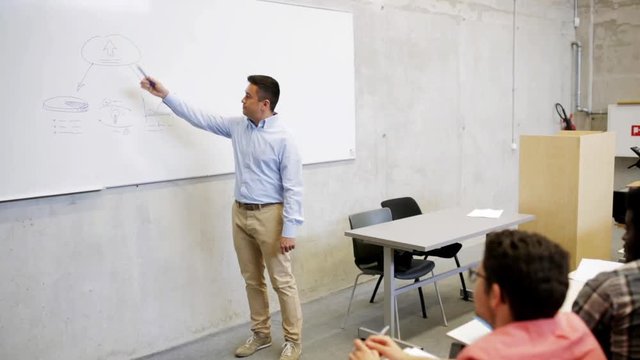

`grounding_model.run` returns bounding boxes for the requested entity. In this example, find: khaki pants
[232,202,303,344]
